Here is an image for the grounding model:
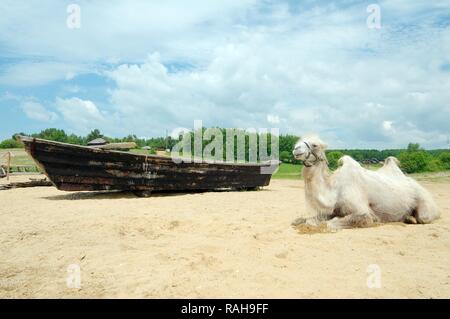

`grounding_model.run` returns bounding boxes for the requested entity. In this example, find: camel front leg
[291,217,319,226]
[291,212,334,226]
[292,206,344,226]
[326,213,377,230]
